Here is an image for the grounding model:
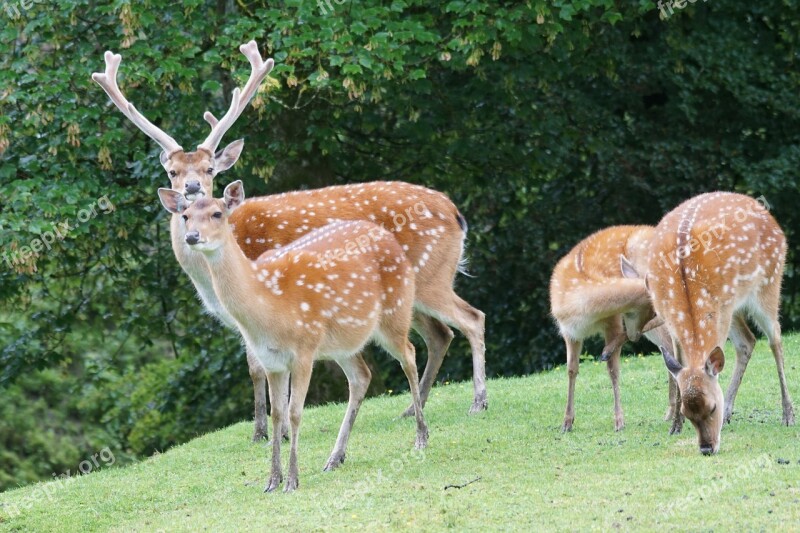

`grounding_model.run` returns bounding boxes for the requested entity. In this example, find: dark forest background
[2,0,799,490]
